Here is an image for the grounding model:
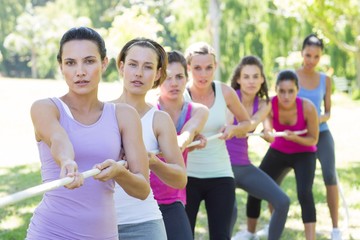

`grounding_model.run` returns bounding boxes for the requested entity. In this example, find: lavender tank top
[226,90,259,166]
[26,98,120,240]
[150,102,192,205]
[270,96,317,154]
